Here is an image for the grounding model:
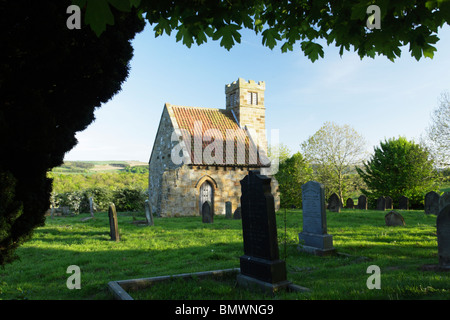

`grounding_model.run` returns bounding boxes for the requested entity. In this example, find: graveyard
[0,203,448,300]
